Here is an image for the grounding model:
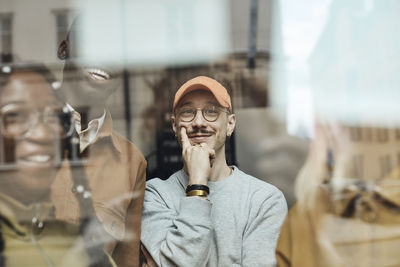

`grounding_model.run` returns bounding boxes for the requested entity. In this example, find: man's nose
[192,109,207,127]
[26,120,55,143]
